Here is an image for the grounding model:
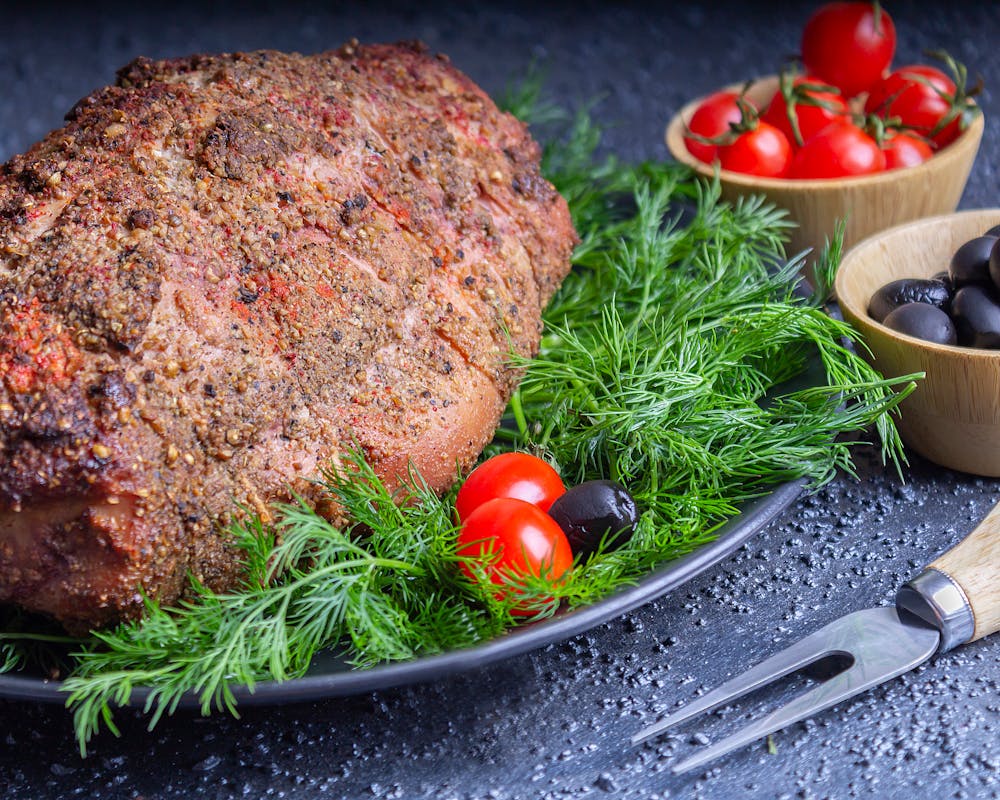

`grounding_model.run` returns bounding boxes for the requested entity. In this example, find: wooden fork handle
[897,500,1000,651]
[930,501,1000,643]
